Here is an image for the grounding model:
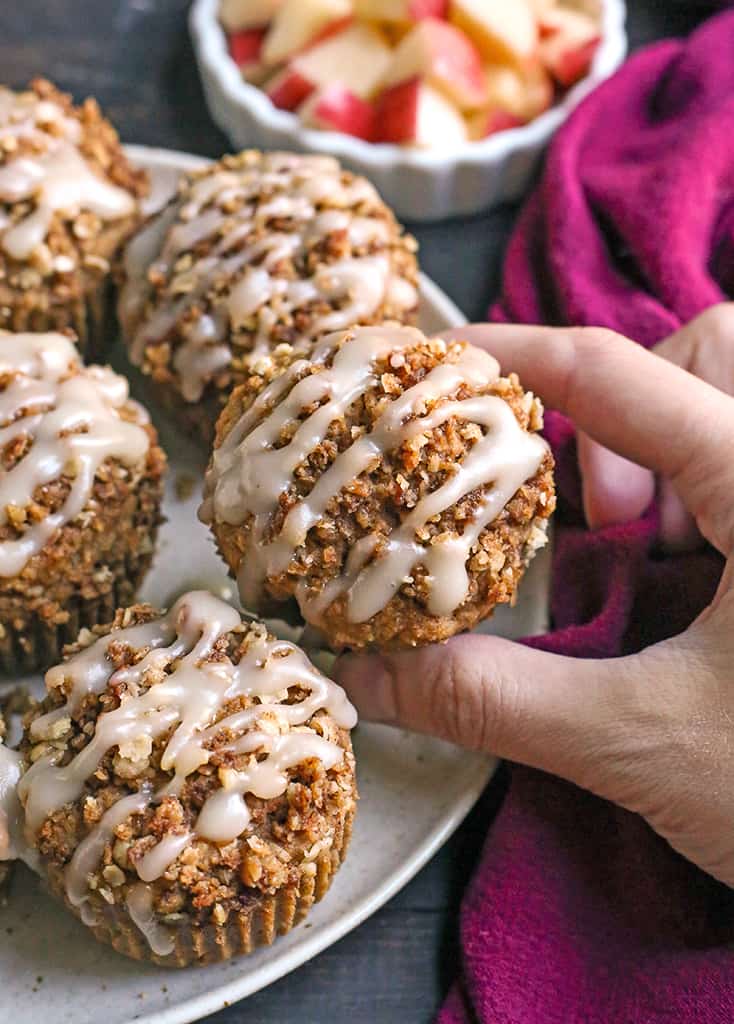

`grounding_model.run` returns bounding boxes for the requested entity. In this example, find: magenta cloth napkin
[439,11,734,1024]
